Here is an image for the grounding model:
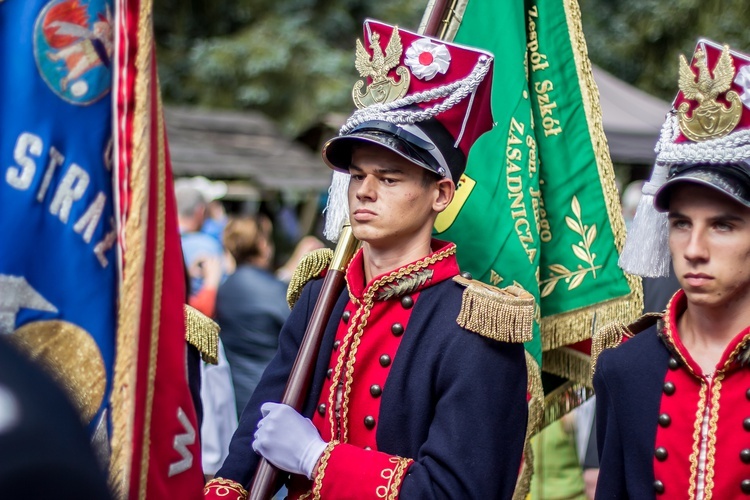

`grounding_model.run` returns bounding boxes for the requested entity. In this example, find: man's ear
[433,178,455,213]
